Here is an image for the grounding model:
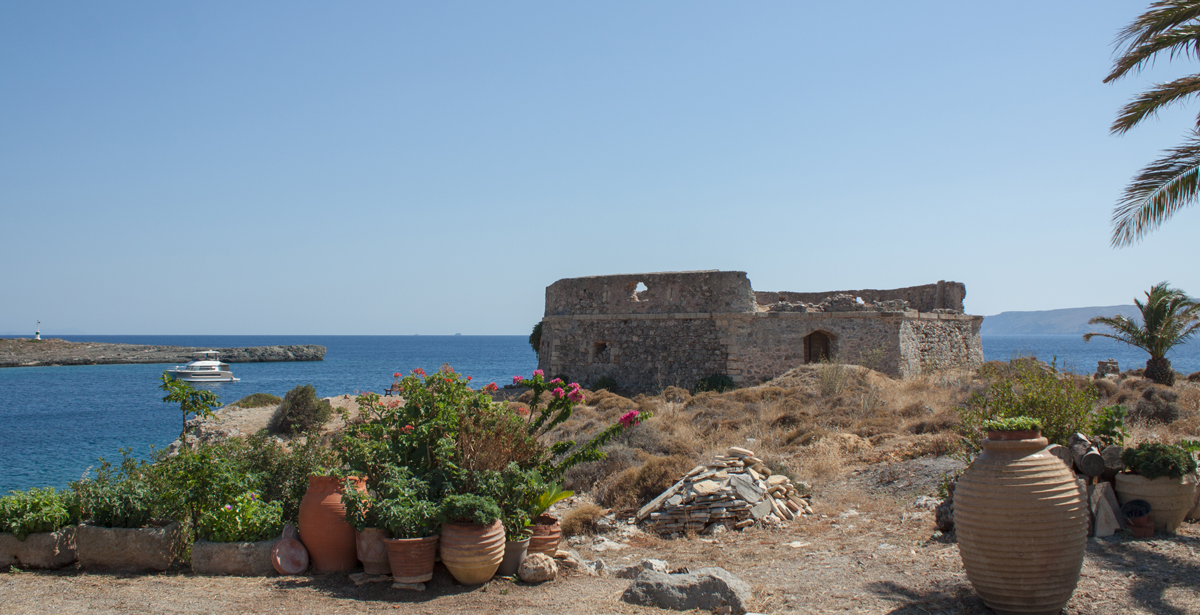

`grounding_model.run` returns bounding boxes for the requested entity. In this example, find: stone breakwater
[0,338,325,368]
